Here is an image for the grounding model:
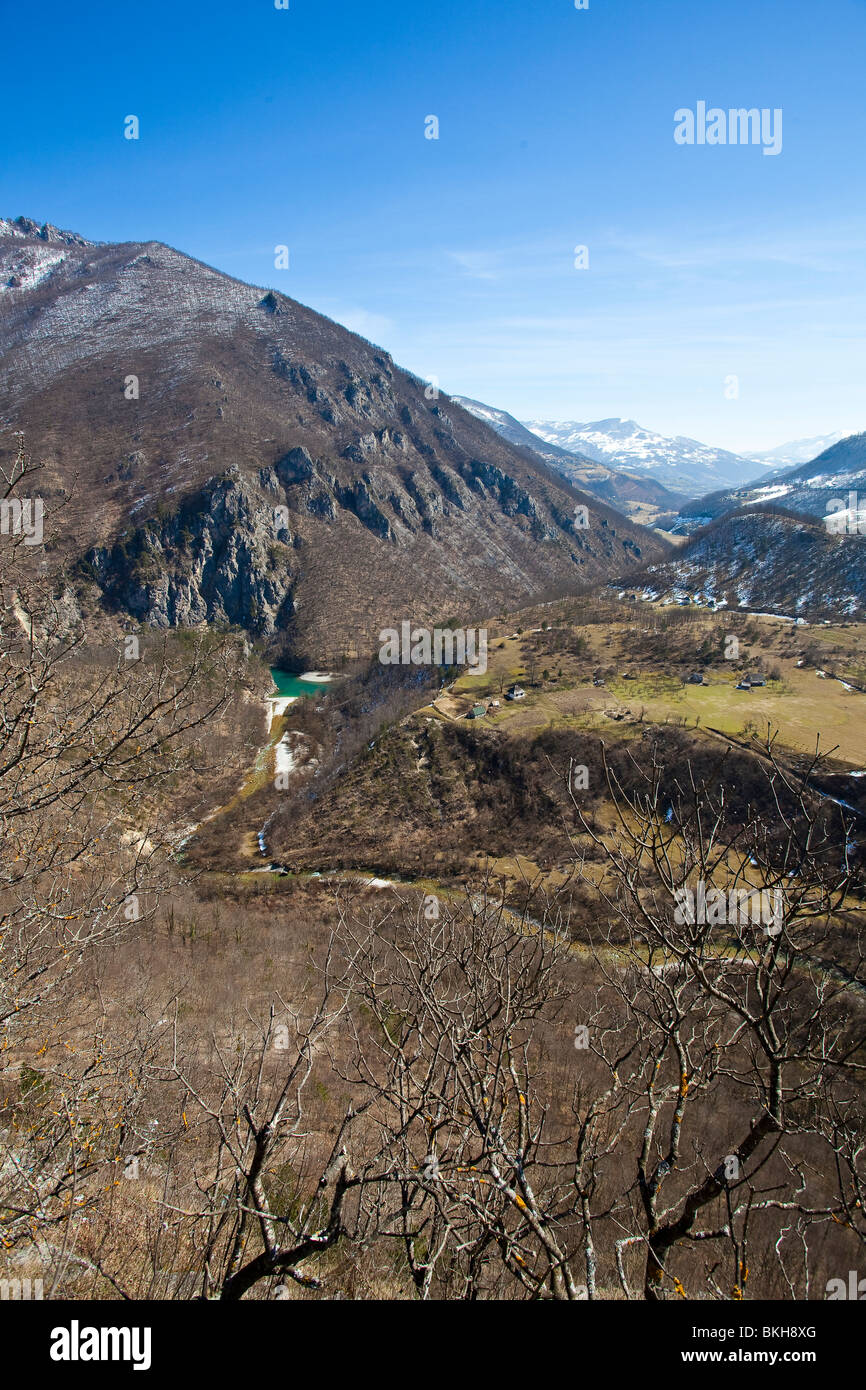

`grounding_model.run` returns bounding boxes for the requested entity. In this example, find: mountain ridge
[748,433,850,469]
[0,218,668,665]
[453,396,686,524]
[641,505,866,621]
[523,415,767,494]
[676,433,866,531]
